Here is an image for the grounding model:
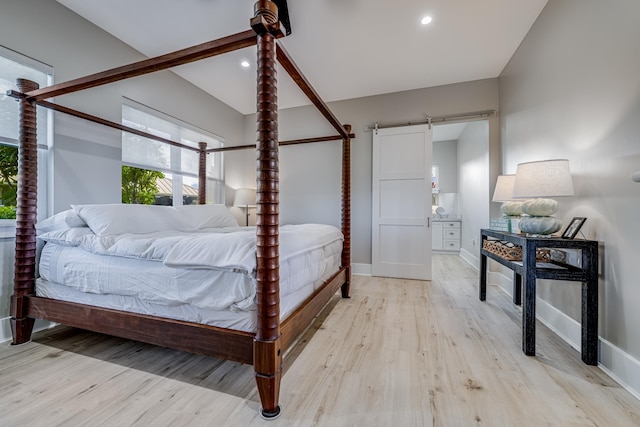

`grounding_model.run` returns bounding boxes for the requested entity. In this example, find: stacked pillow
[176,204,239,230]
[36,204,239,236]
[35,209,87,233]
